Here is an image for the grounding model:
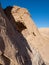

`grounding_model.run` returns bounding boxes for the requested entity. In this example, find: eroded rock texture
[4,6,49,64]
[0,5,47,65]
